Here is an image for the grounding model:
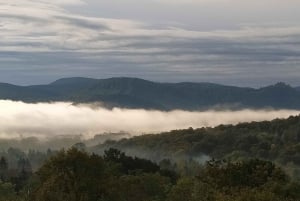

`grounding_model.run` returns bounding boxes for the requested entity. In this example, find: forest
[0,148,300,201]
[95,115,300,180]
[1,115,300,200]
